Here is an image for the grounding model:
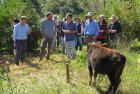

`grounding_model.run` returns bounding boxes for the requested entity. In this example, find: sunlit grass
[0,45,140,94]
